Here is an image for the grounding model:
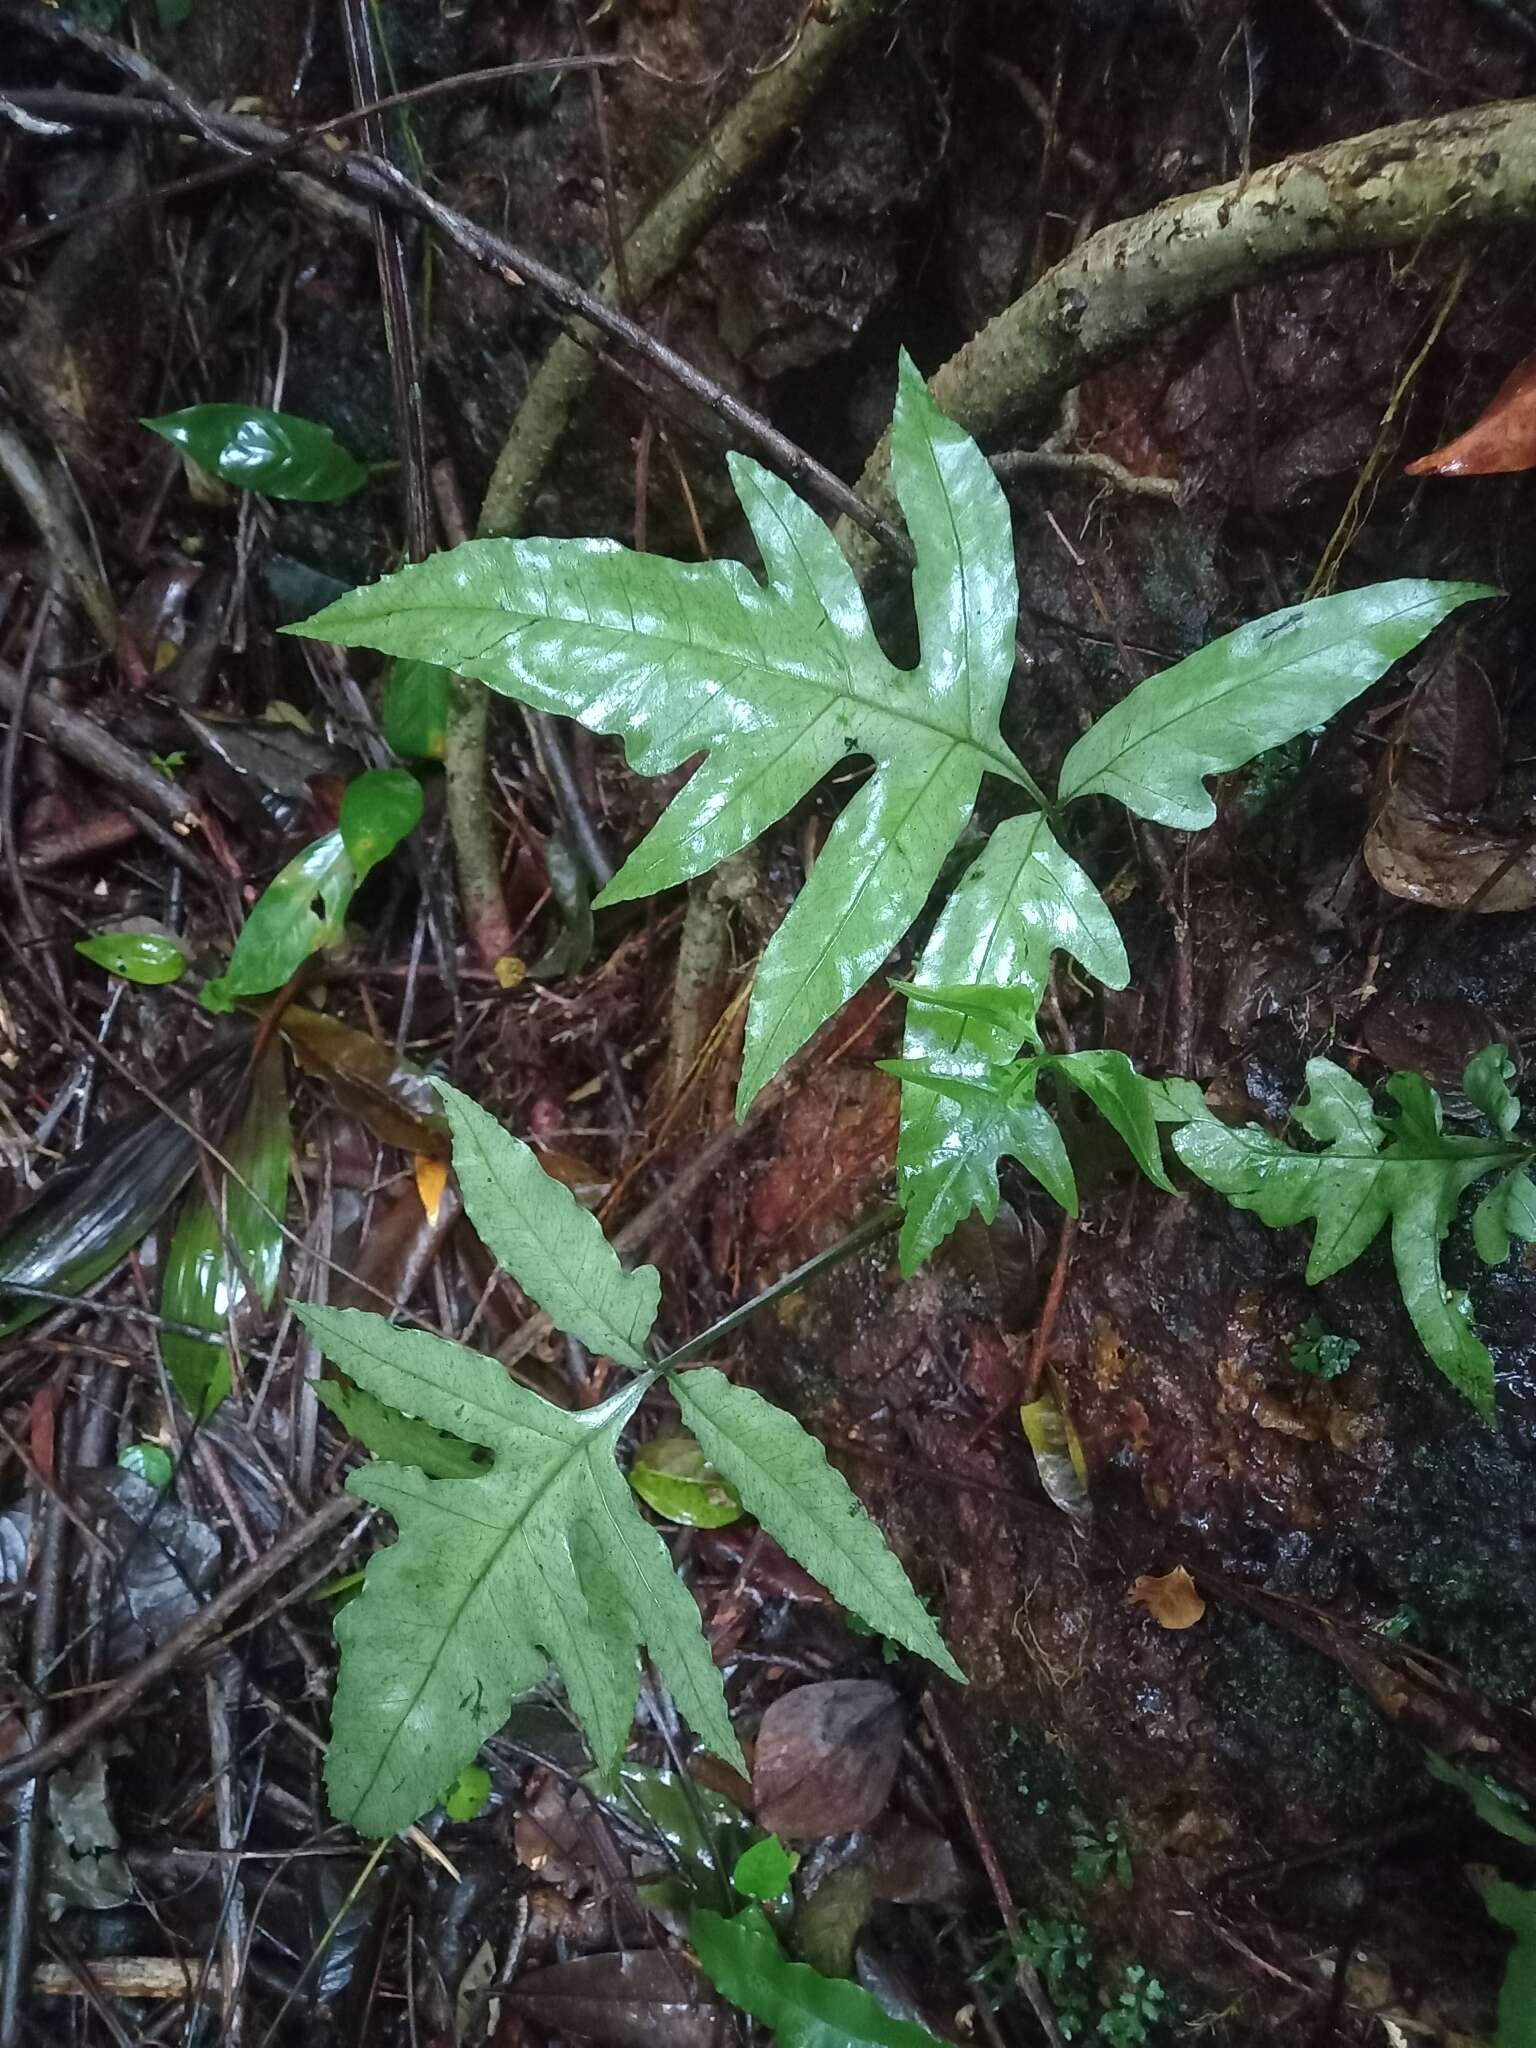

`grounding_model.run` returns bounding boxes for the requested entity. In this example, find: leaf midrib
[379,600,1025,788]
[346,1423,608,1818]
[1061,593,1445,797]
